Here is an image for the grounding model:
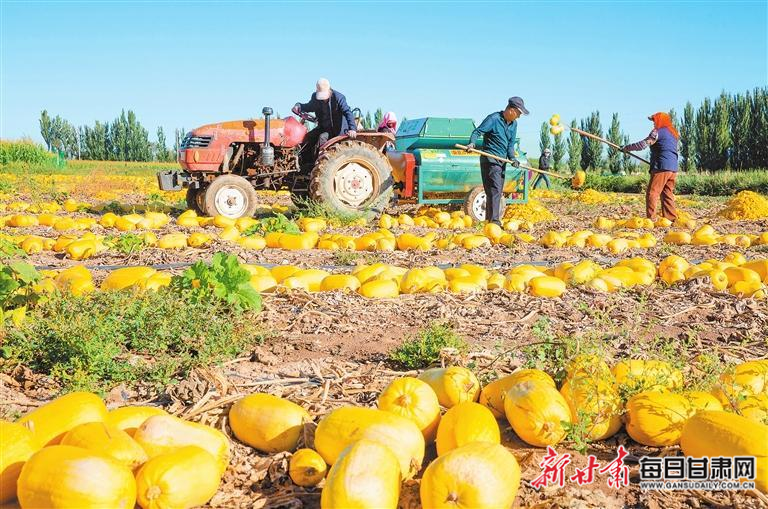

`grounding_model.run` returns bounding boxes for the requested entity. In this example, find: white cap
[316,78,331,100]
